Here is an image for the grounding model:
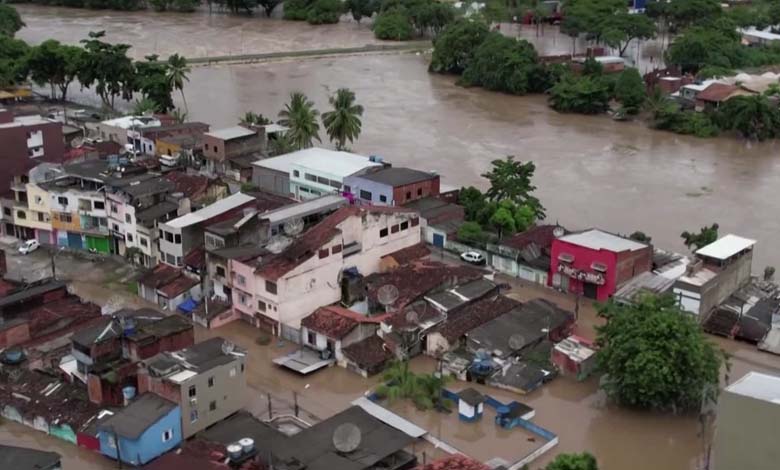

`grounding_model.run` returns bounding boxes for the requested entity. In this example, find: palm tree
[167,54,191,114]
[171,108,188,124]
[721,95,780,141]
[240,111,272,126]
[321,88,364,151]
[374,361,446,410]
[132,97,160,115]
[278,92,321,150]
